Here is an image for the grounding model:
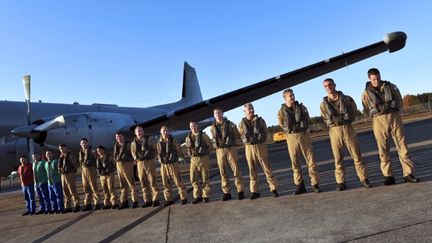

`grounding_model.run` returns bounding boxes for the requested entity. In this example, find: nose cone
[384,31,407,53]
[11,125,37,138]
